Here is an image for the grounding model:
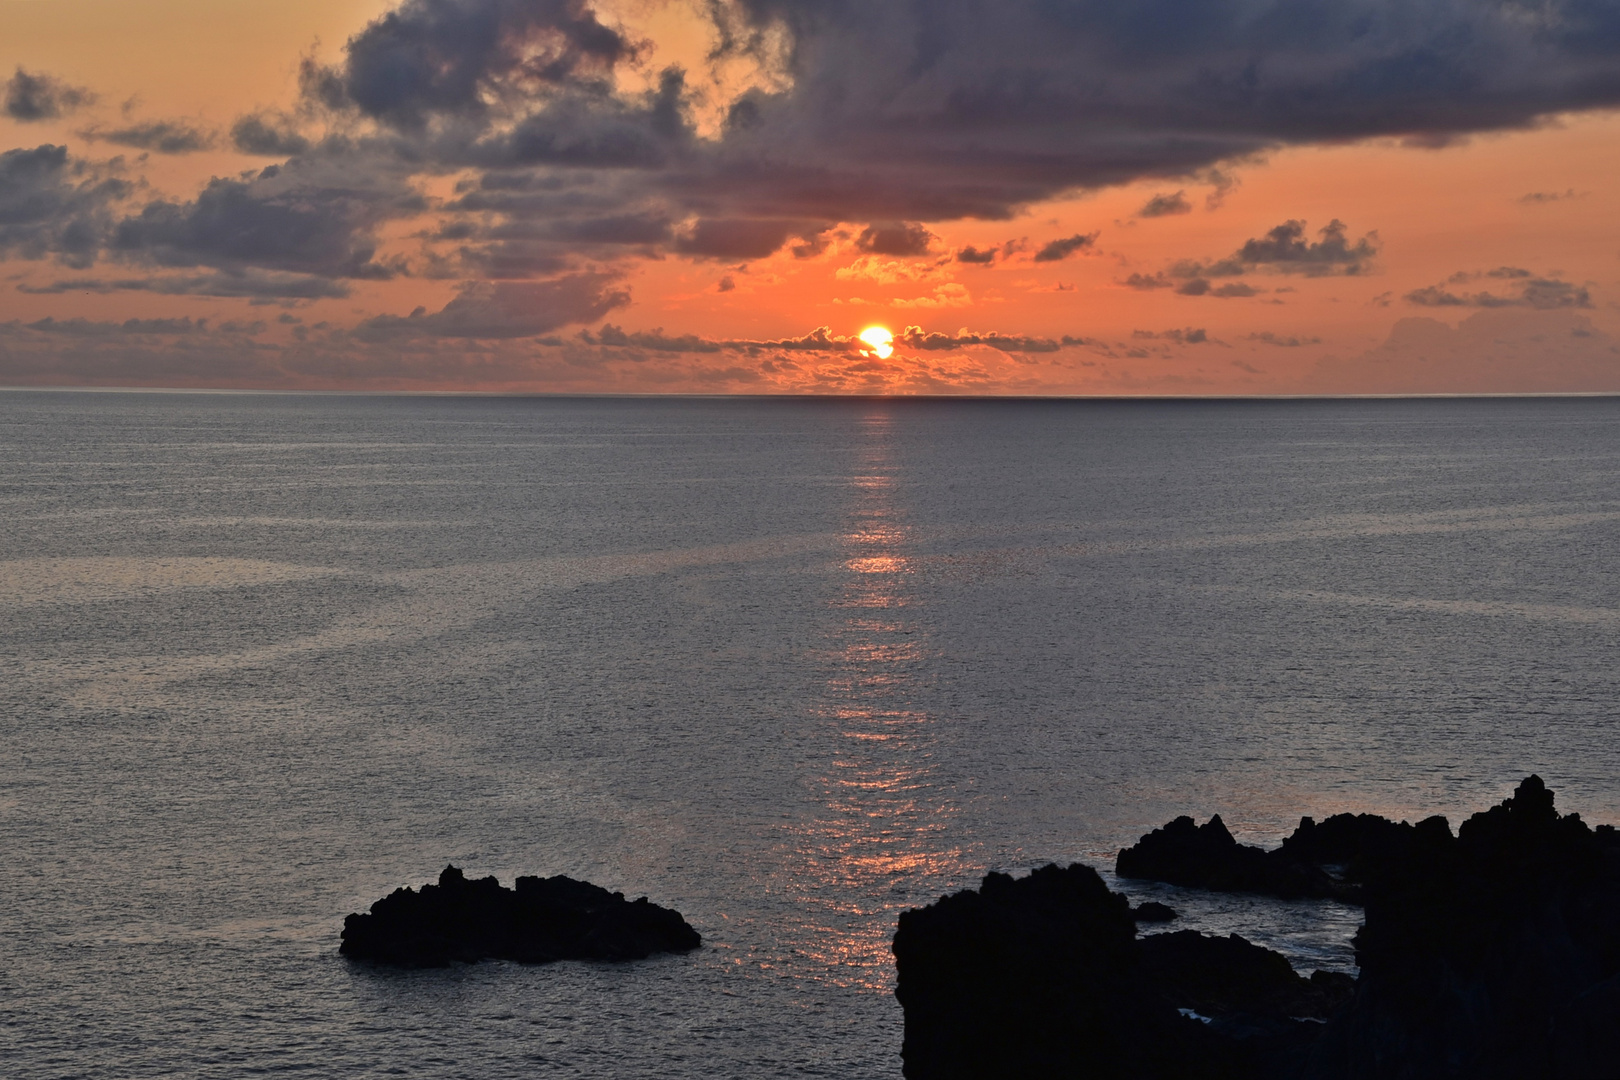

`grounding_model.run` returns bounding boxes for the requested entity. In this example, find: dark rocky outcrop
[1133,900,1179,922]
[341,865,701,967]
[897,778,1620,1080]
[1116,813,1348,901]
[892,863,1338,1079]
[1140,931,1353,1023]
[1278,813,1419,887]
[1304,776,1620,1079]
